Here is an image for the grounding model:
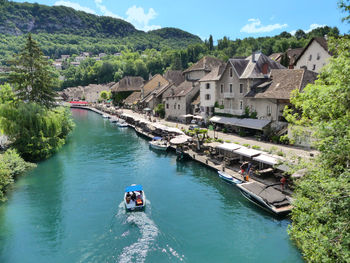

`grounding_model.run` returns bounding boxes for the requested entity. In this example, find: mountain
[0,0,202,45]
